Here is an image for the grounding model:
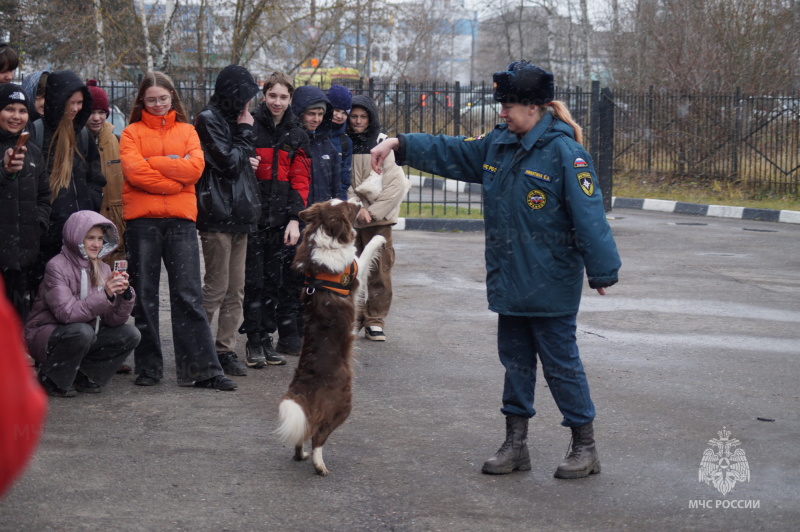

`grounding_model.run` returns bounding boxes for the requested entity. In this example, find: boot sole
[481,459,532,475]
[554,461,601,479]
